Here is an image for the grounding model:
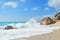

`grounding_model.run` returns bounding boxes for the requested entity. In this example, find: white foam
[0,25,60,40]
[0,19,60,40]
